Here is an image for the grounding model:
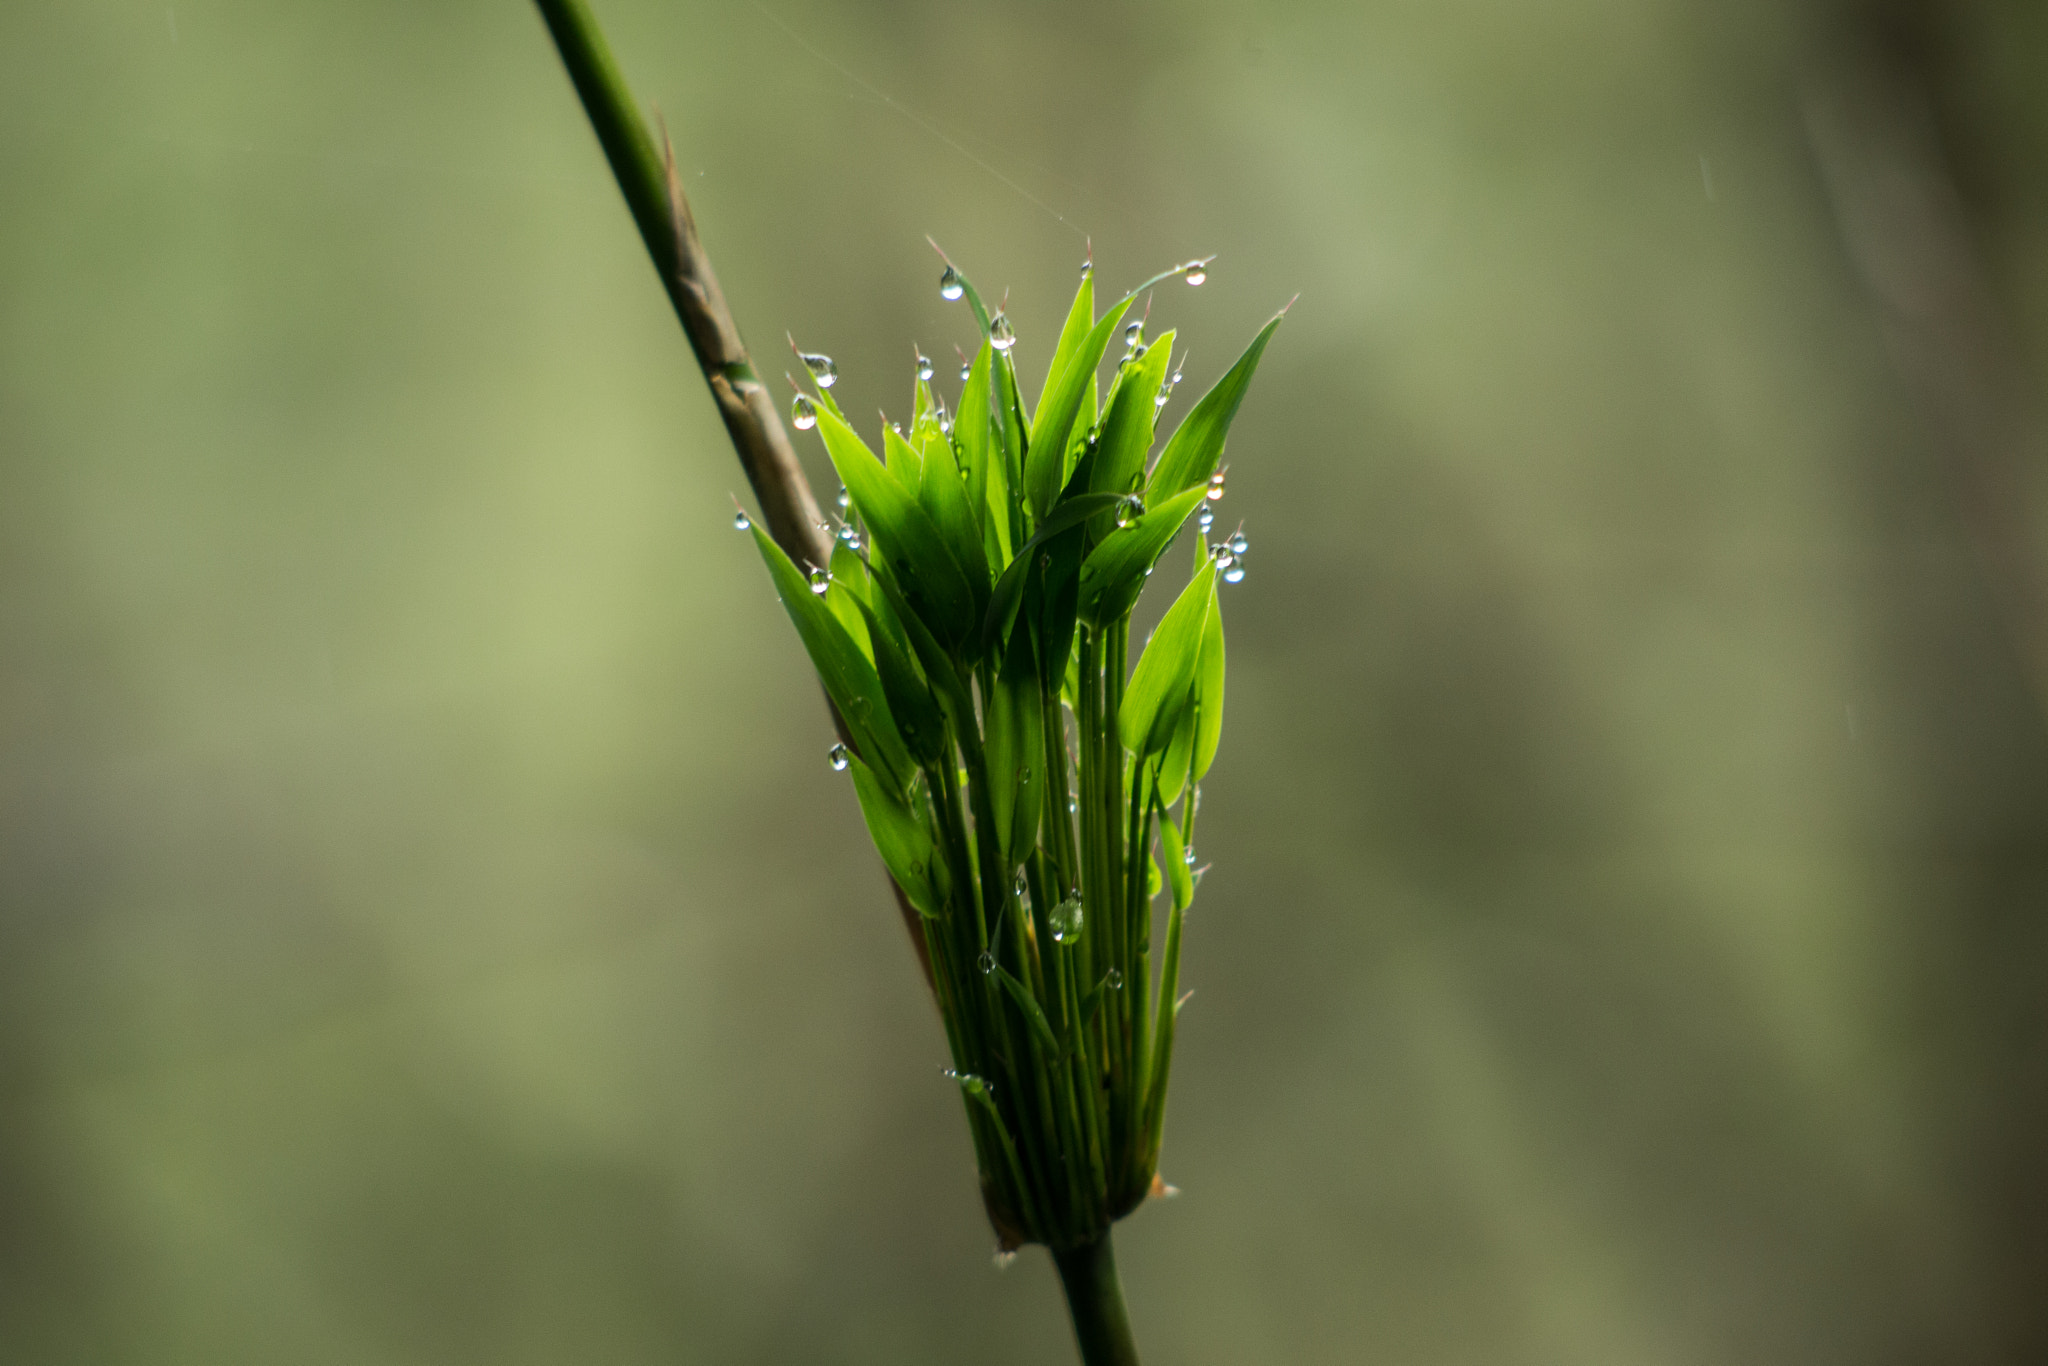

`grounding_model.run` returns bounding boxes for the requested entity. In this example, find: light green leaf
[815,406,978,650]
[1090,331,1174,497]
[1120,563,1216,758]
[847,754,939,916]
[1025,298,1133,520]
[749,524,913,792]
[1075,483,1210,624]
[1146,309,1284,501]
[1031,271,1095,437]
